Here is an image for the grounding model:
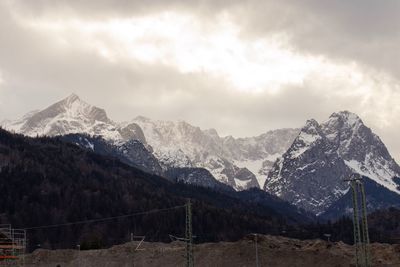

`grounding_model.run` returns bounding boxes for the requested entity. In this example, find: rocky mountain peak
[323,111,362,141]
[304,118,320,128]
[264,111,400,215]
[57,94,110,123]
[63,93,80,104]
[203,128,220,139]
[134,115,151,122]
[301,119,323,138]
[328,110,362,126]
[291,119,324,156]
[2,94,114,137]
